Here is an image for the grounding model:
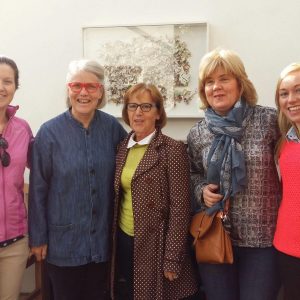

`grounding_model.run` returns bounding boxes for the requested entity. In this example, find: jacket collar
[6,105,19,120]
[121,128,164,150]
[127,130,156,148]
[286,126,300,143]
[65,109,99,129]
[114,128,165,198]
[117,128,165,177]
